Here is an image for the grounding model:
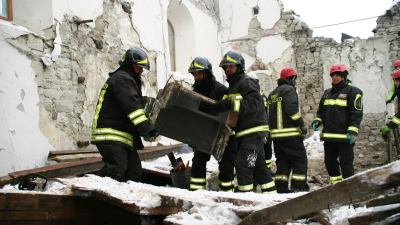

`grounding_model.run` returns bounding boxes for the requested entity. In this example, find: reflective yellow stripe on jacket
[323,99,347,107]
[270,127,301,139]
[235,125,269,138]
[91,128,134,147]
